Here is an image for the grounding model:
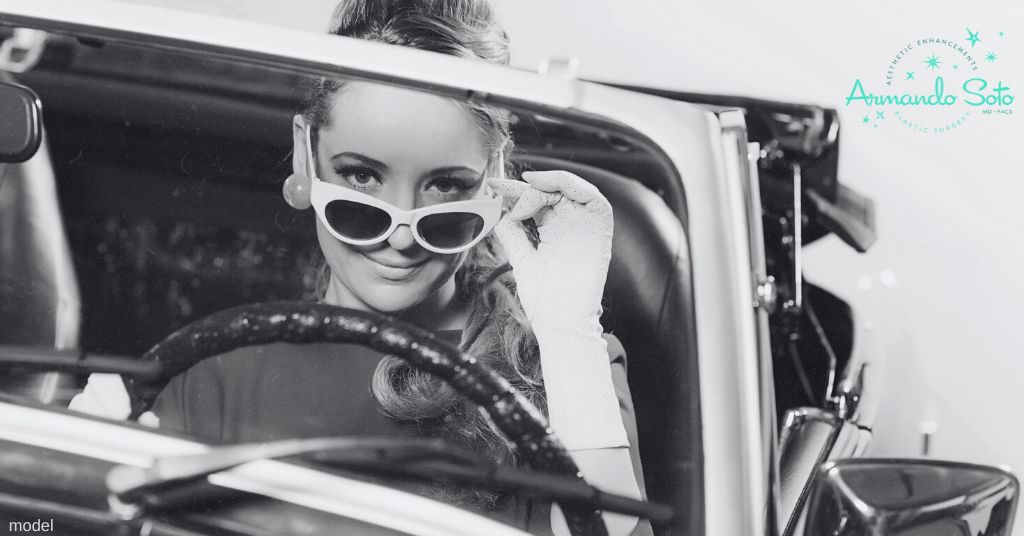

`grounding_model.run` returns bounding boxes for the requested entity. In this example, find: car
[0,1,1018,535]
